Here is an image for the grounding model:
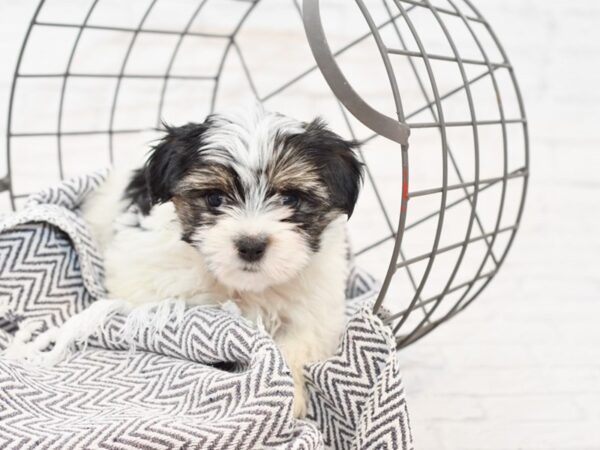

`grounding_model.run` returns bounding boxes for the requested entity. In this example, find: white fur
[81,172,349,415]
[197,208,313,293]
[199,108,313,213]
[4,299,127,366]
[8,107,352,417]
